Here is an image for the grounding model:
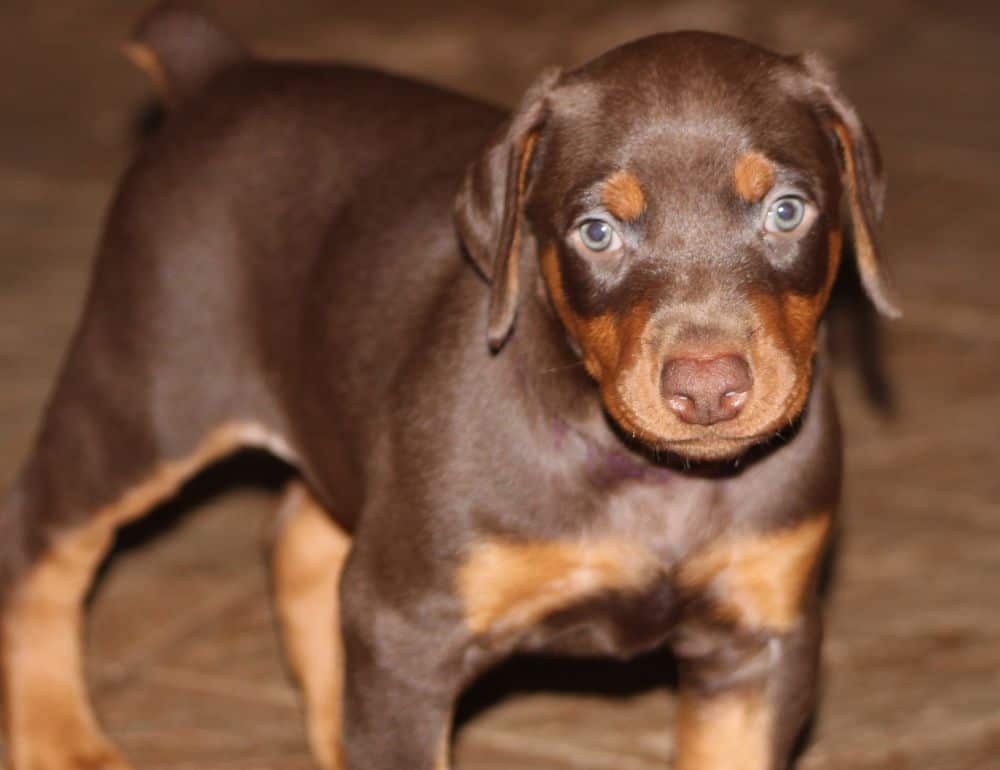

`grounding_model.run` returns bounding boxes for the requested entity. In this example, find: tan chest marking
[733,152,776,203]
[679,515,831,632]
[458,538,661,636]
